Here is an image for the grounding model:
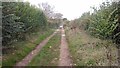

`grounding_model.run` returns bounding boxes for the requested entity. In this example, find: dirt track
[14,28,72,67]
[59,28,72,66]
[15,31,57,67]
